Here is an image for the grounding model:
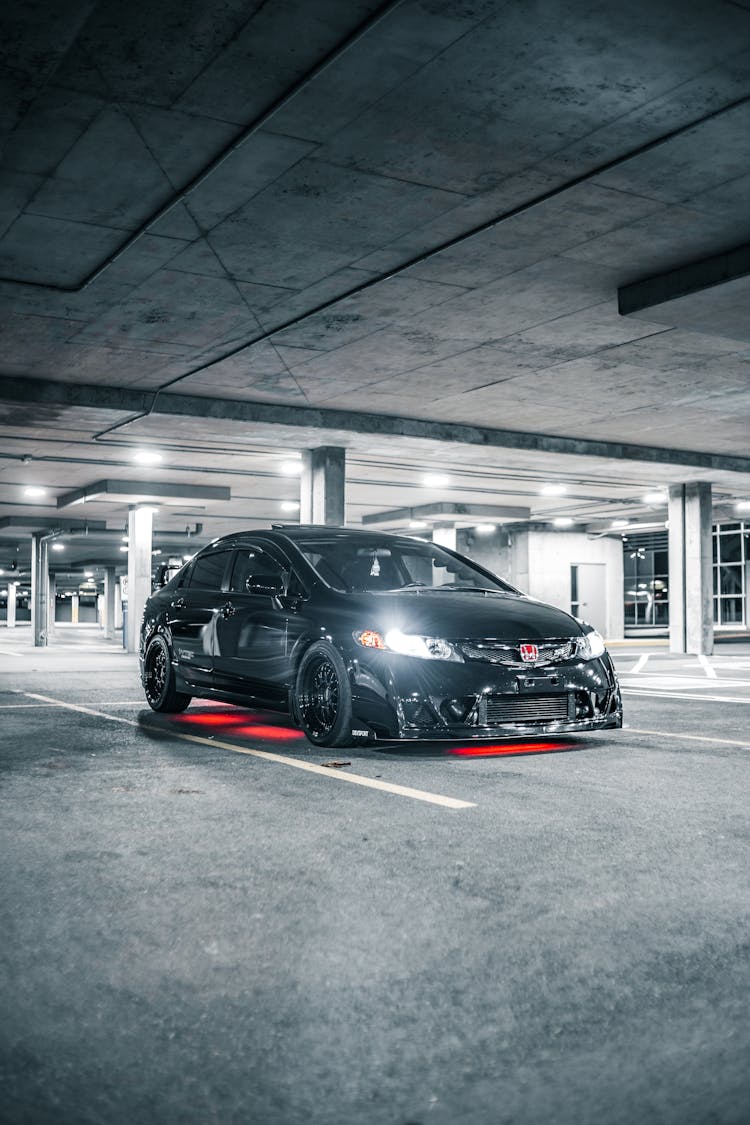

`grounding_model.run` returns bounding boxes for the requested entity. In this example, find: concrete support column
[31,533,49,647]
[432,526,457,551]
[127,506,153,653]
[300,447,345,526]
[71,591,79,625]
[48,574,56,635]
[103,567,116,640]
[7,581,17,628]
[668,482,713,655]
